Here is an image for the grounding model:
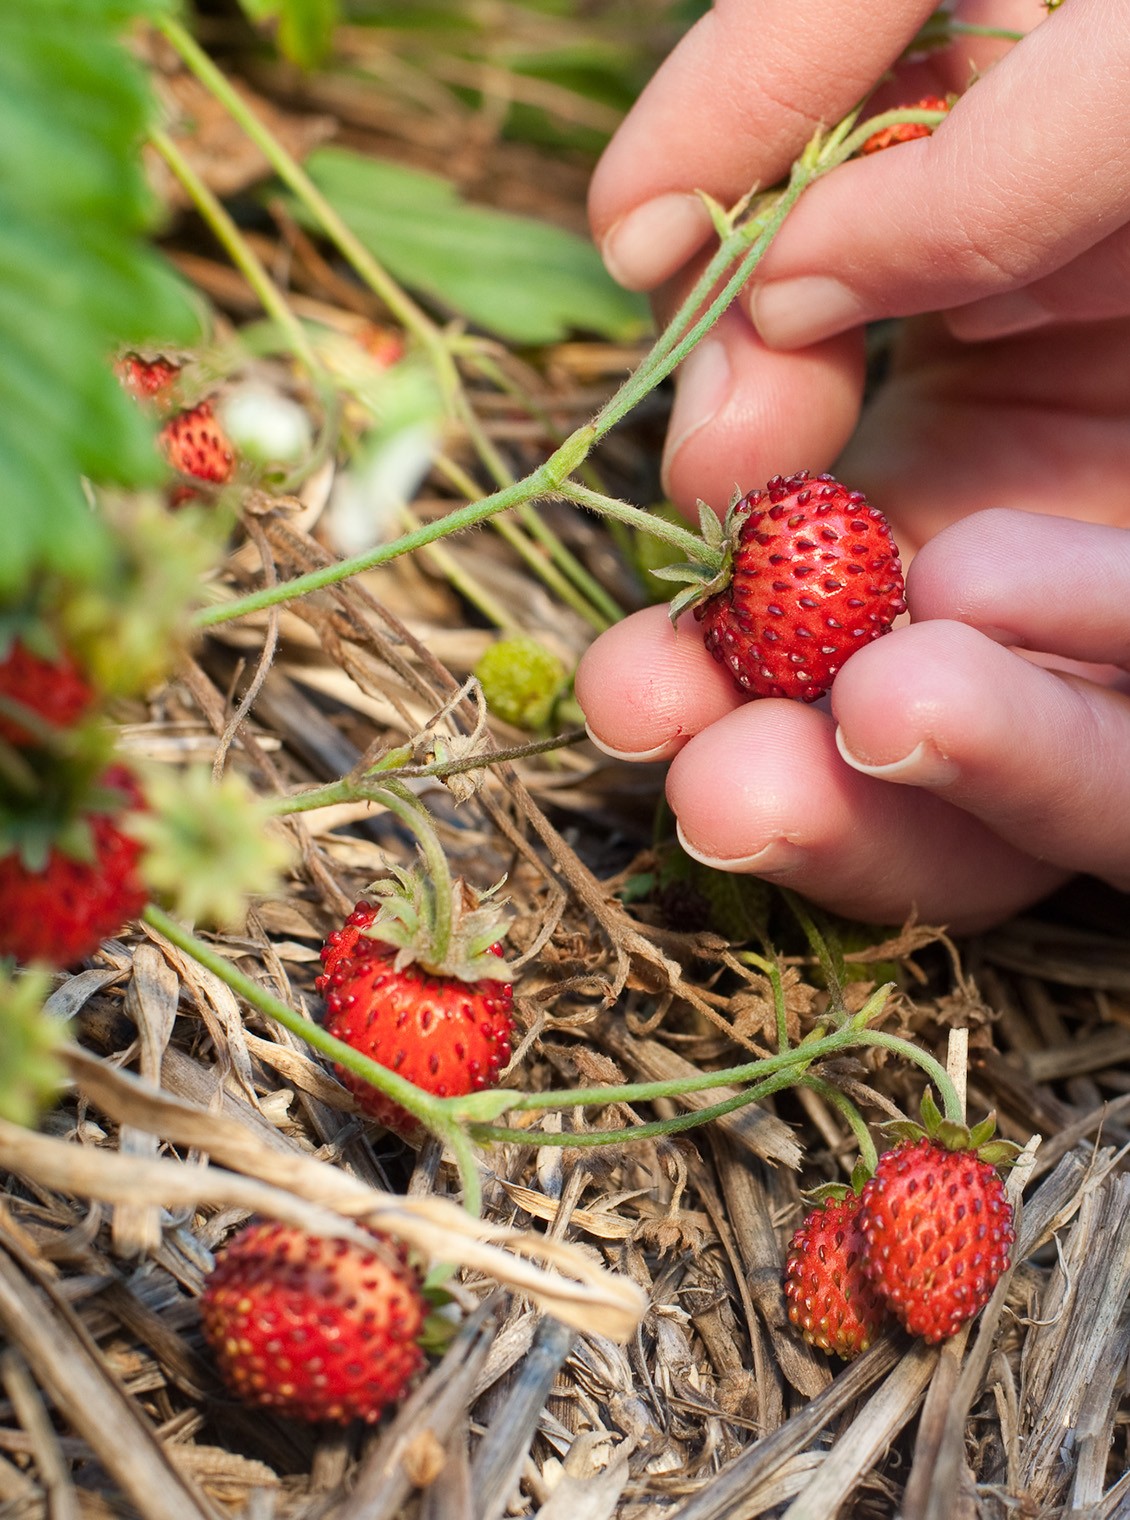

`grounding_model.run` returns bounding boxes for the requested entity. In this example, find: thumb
[744,0,1130,349]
